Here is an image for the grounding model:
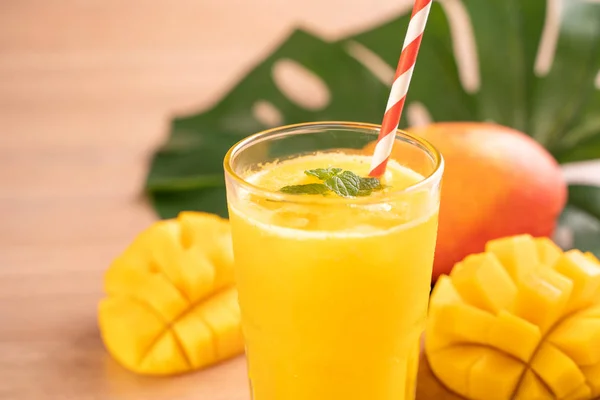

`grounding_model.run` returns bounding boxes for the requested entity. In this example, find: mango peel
[98,212,244,375]
[426,234,600,400]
